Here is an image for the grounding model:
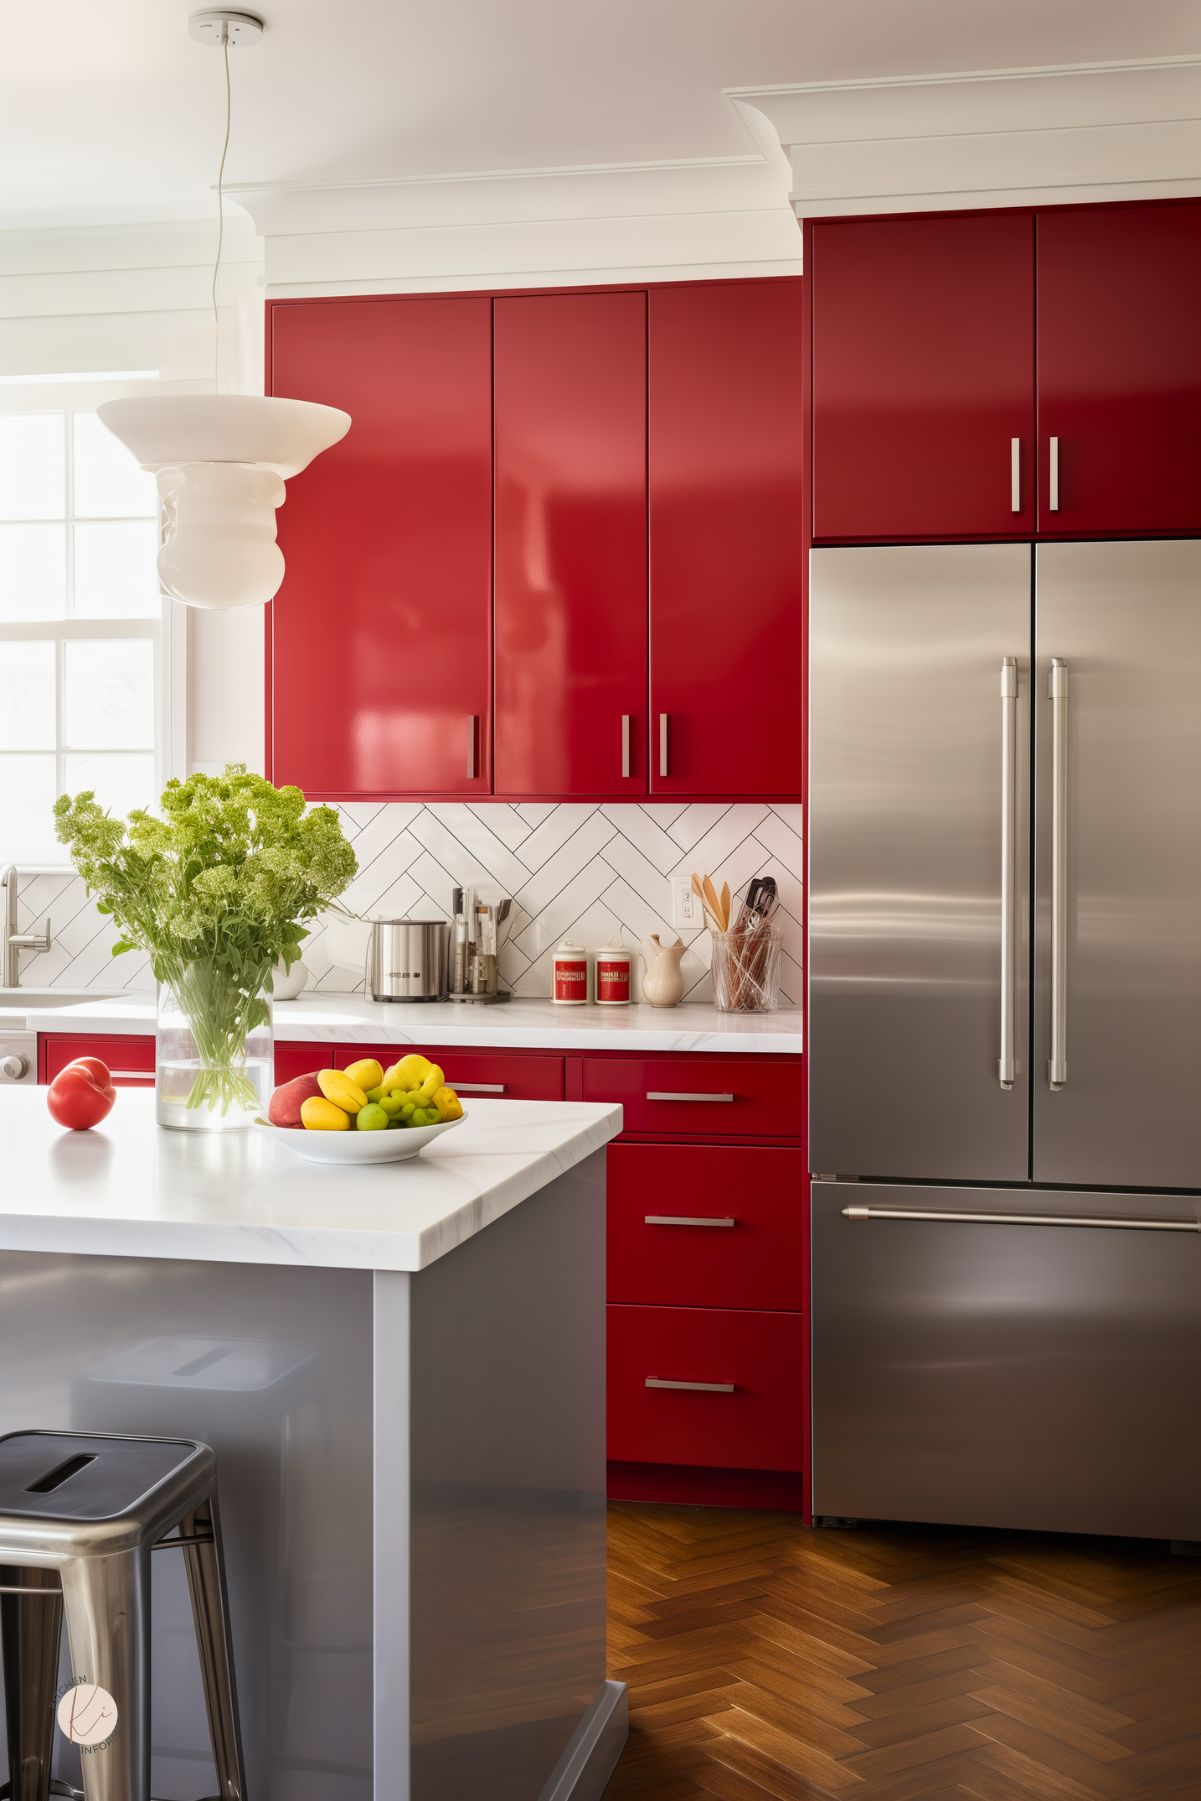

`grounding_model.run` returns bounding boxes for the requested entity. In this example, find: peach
[267,1071,323,1129]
